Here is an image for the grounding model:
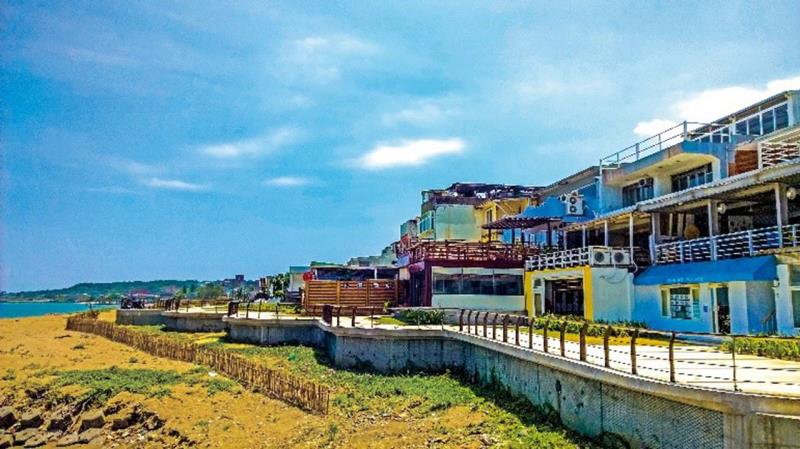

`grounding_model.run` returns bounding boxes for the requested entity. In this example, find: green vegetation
[395,308,445,325]
[50,366,239,404]
[133,328,594,448]
[195,283,225,299]
[721,336,800,361]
